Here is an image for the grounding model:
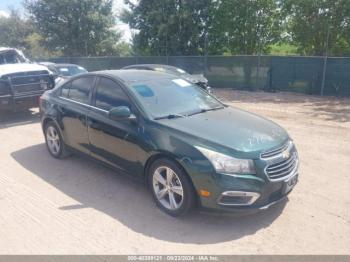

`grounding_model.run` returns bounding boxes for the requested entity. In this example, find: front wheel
[148,158,196,217]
